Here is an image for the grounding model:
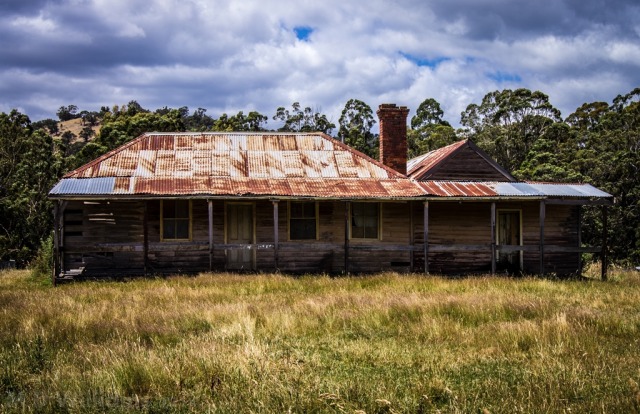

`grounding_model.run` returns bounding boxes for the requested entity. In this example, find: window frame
[349,202,382,240]
[160,199,193,241]
[287,201,319,241]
